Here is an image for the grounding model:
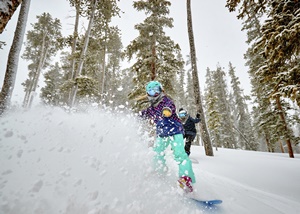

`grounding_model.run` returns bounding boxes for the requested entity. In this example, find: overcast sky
[0,0,250,104]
